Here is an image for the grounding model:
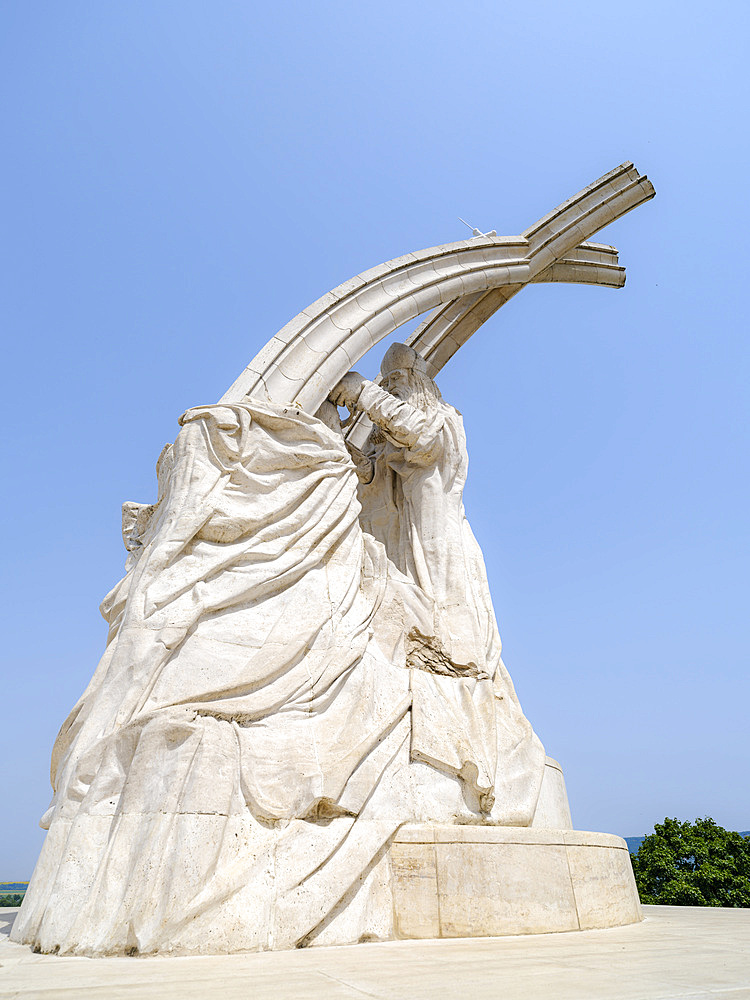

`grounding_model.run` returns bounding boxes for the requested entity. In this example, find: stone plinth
[532,756,573,829]
[390,825,641,939]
